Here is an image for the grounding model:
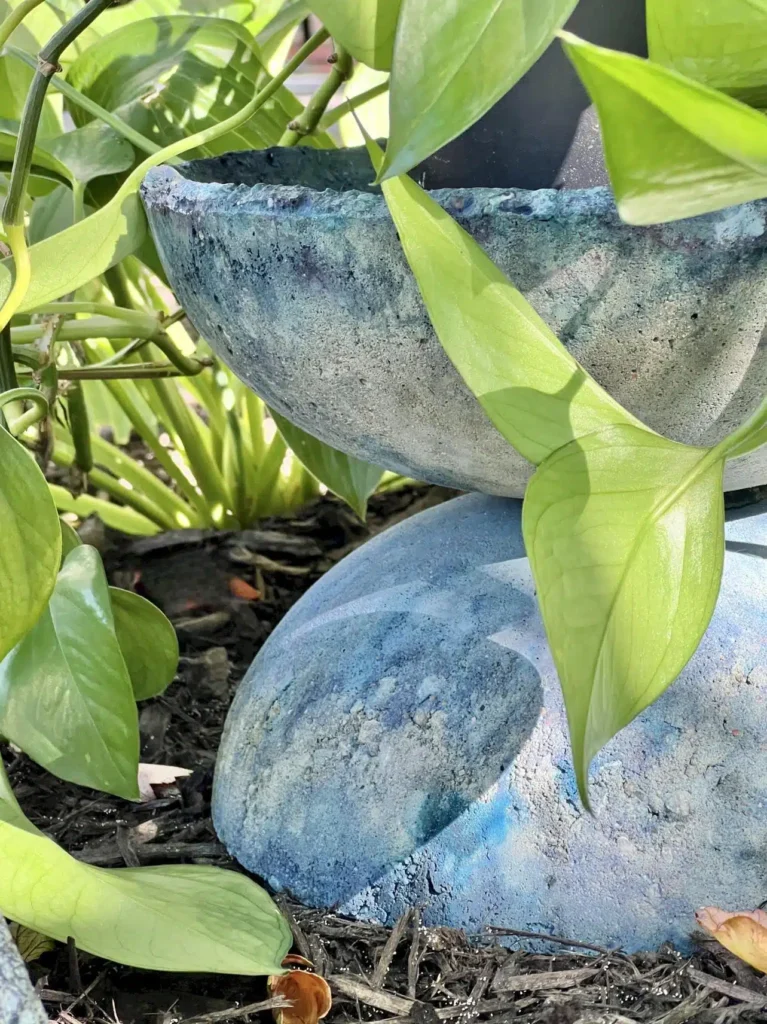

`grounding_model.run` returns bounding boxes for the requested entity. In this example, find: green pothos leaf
[0,546,140,800]
[0,428,61,664]
[272,410,385,519]
[563,32,767,225]
[308,0,402,70]
[647,0,767,106]
[523,425,725,803]
[110,588,179,701]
